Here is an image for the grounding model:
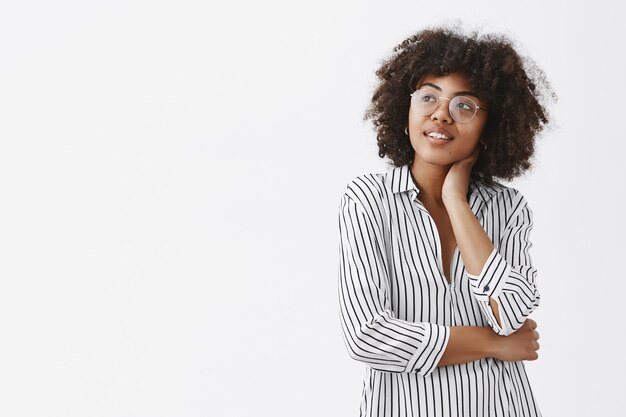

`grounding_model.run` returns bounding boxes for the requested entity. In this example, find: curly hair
[364,25,557,184]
